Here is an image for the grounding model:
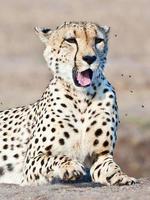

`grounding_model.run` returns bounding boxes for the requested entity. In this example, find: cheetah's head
[35,22,110,88]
